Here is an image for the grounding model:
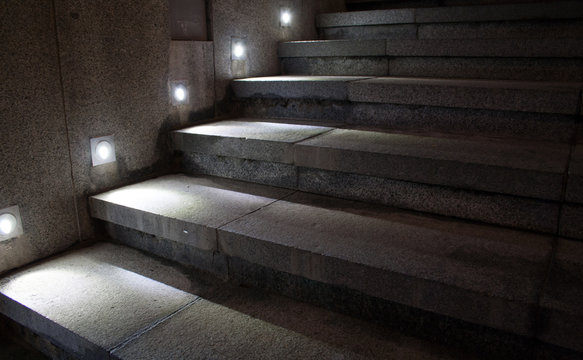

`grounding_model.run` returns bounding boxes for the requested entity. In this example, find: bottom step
[1,243,479,360]
[88,174,583,355]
